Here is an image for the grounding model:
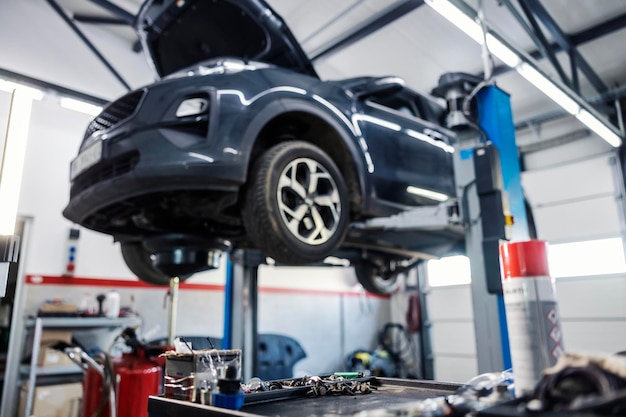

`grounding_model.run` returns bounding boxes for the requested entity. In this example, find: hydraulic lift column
[434,73,530,373]
[222,250,264,381]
